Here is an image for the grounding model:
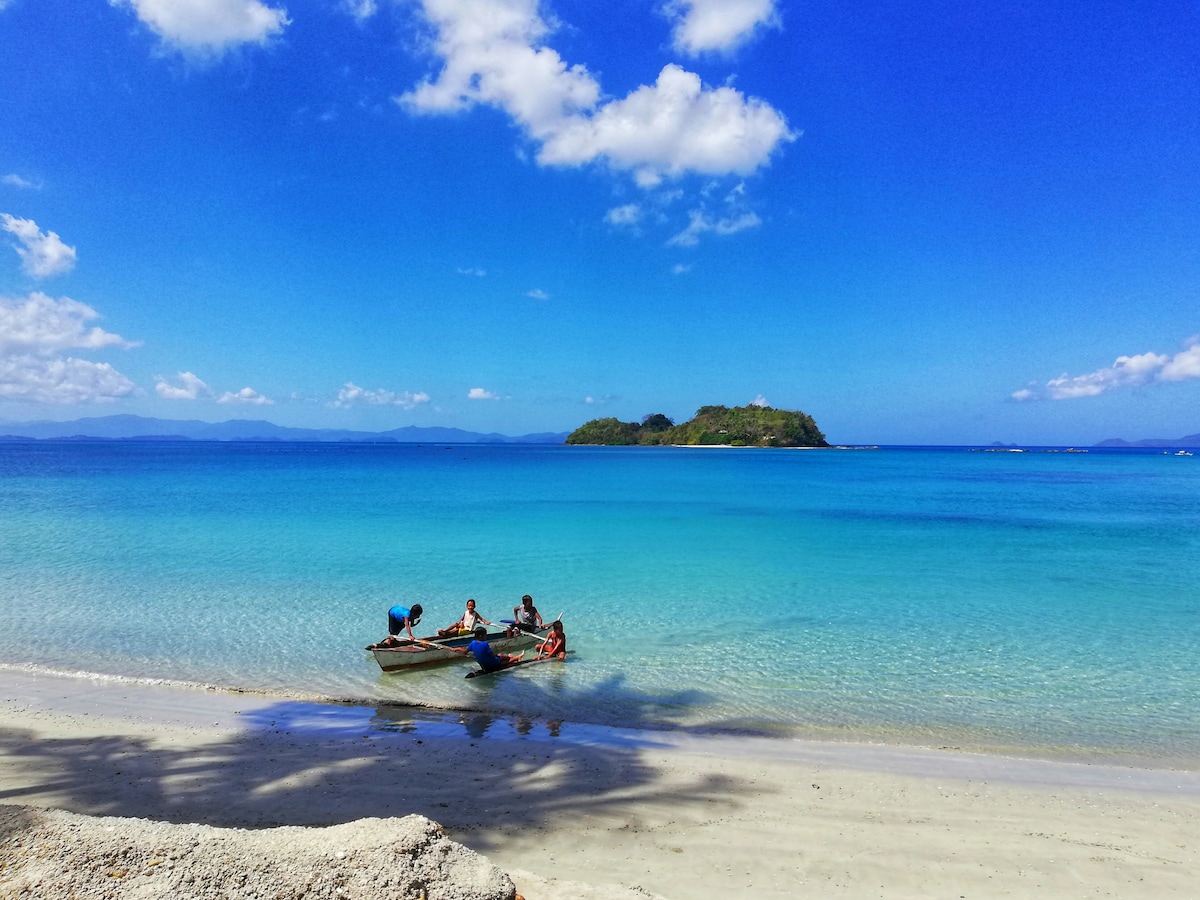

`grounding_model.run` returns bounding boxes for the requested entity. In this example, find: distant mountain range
[1095,432,1200,448]
[0,415,569,445]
